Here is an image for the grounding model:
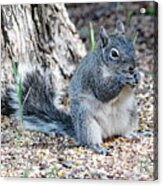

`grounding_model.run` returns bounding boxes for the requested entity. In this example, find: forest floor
[1,2,157,180]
